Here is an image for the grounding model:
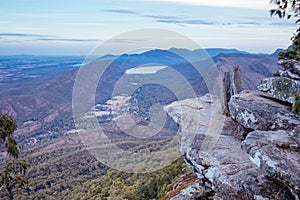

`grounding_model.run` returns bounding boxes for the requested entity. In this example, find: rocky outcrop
[222,66,243,114]
[228,59,300,198]
[257,59,300,104]
[229,91,300,131]
[257,77,300,104]
[278,69,300,80]
[278,59,300,75]
[165,95,296,199]
[165,94,225,155]
[242,130,300,196]
[165,59,300,199]
[221,65,246,139]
